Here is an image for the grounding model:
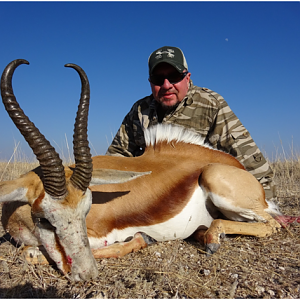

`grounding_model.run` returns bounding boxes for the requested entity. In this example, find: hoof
[139,232,157,245]
[23,246,50,265]
[205,243,220,256]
